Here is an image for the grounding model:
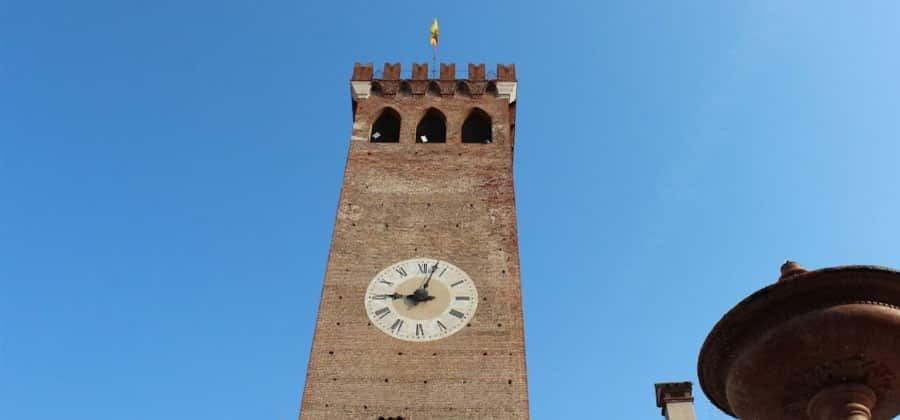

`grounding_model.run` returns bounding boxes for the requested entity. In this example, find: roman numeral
[455,296,470,301]
[390,319,404,332]
[449,309,465,319]
[378,279,394,286]
[374,307,391,319]
[436,320,448,332]
[394,266,407,277]
[415,323,424,337]
[418,263,429,273]
[439,267,447,277]
[371,295,387,300]
[451,280,465,287]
